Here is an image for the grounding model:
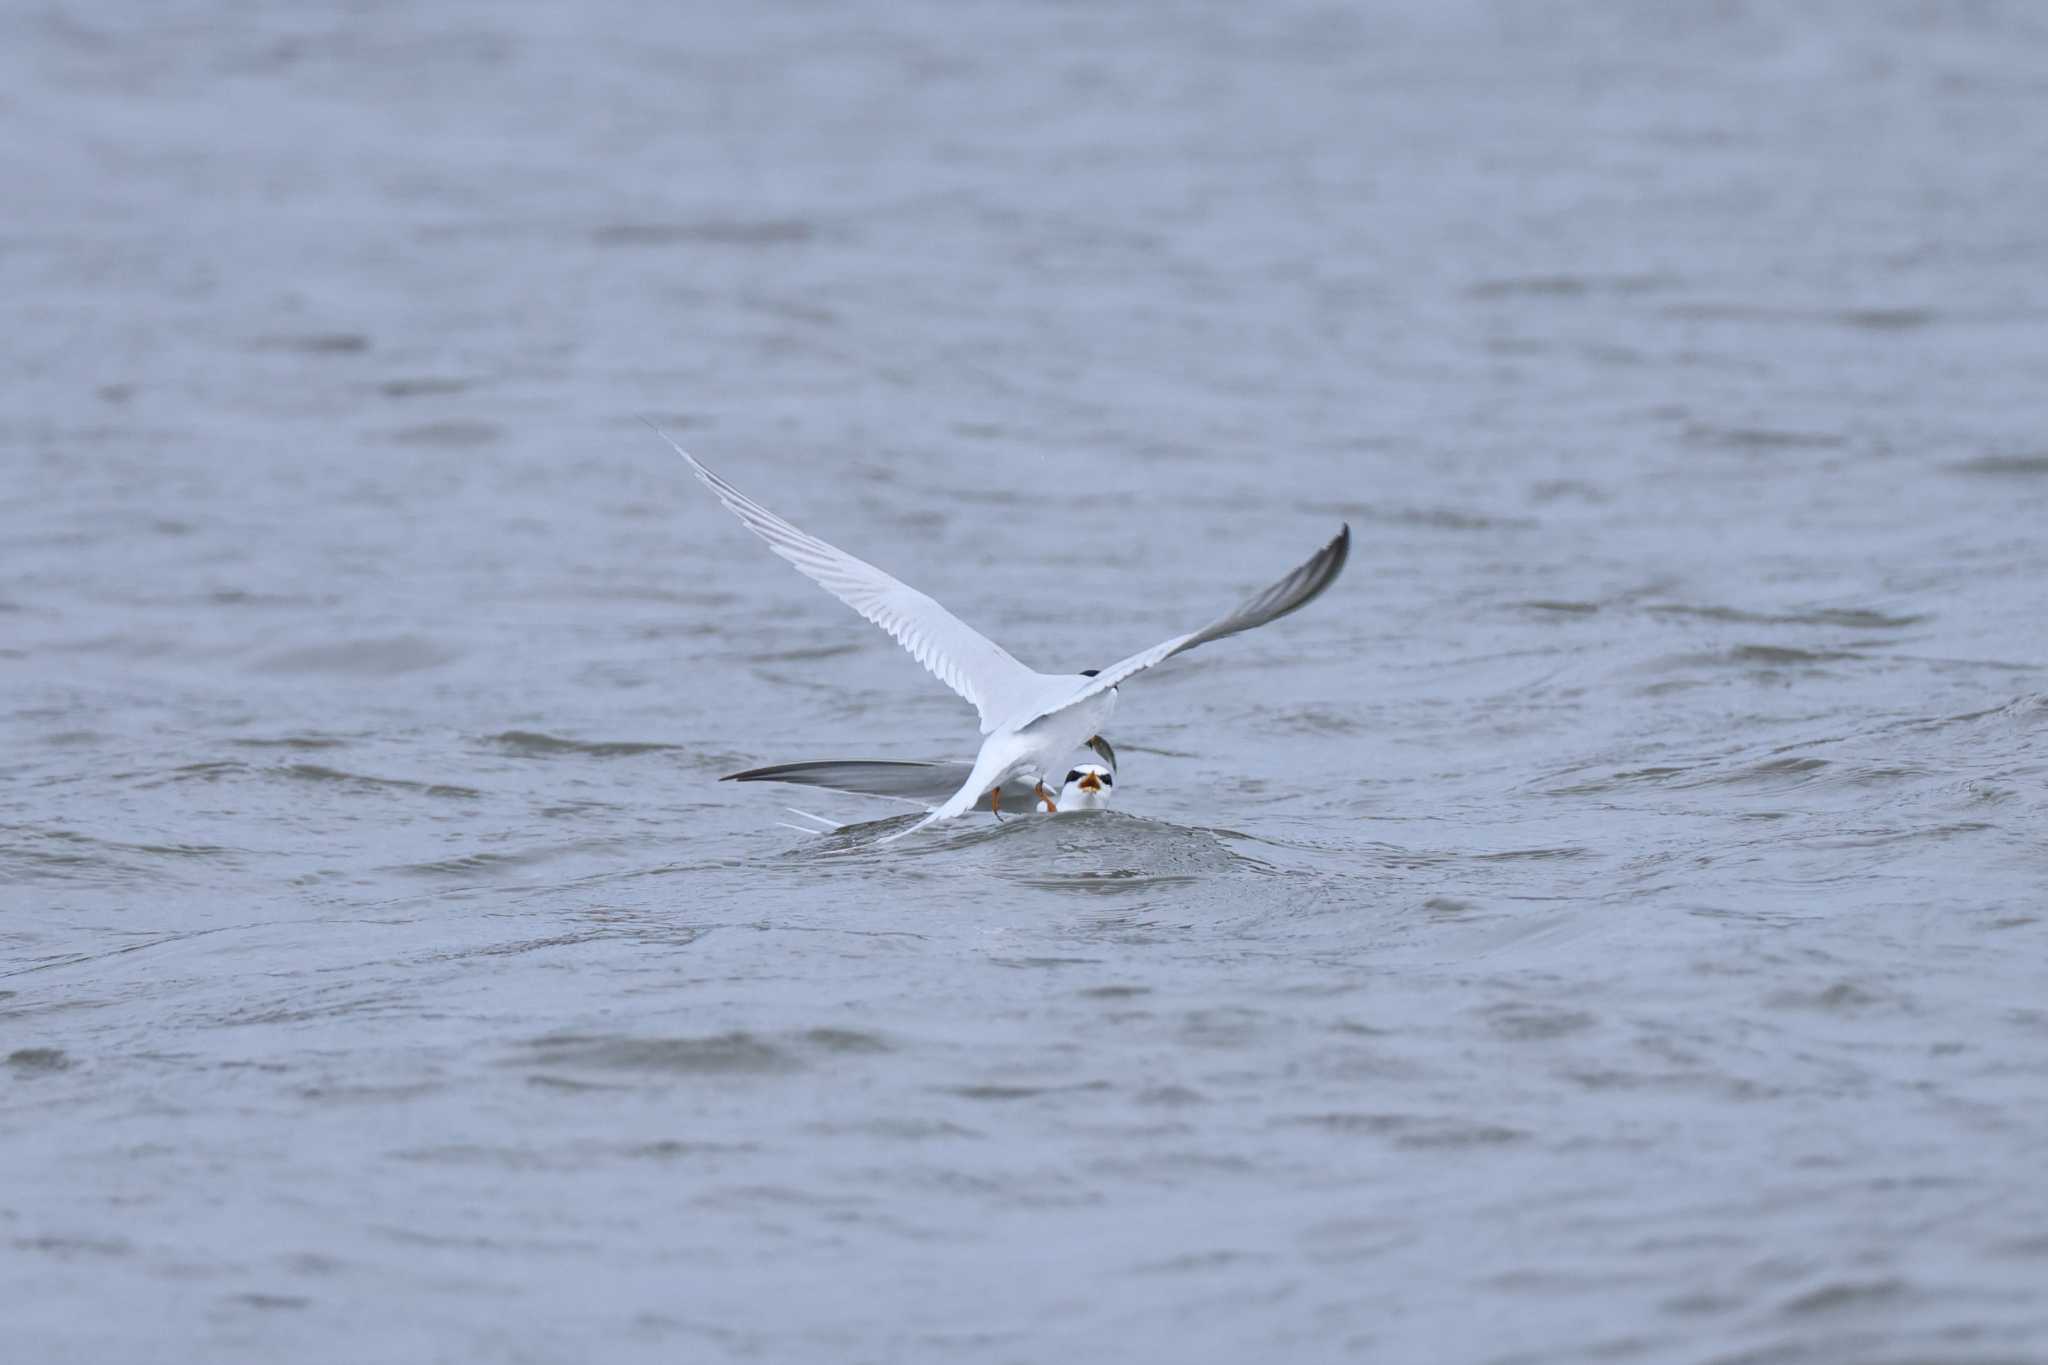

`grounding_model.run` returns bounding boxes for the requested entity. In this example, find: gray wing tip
[640,414,685,455]
[643,418,714,479]
[725,759,938,783]
[1280,520,1351,614]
